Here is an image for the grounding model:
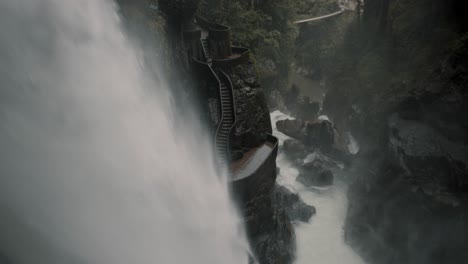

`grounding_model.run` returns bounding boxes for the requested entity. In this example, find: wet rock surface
[276,119,335,149]
[243,185,296,264]
[224,61,295,264]
[273,184,316,223]
[297,161,334,187]
[314,0,468,261]
[283,139,307,160]
[226,61,272,157]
